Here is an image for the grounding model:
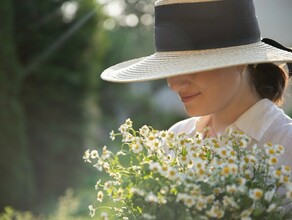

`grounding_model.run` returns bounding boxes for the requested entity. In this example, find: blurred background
[0,0,291,219]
